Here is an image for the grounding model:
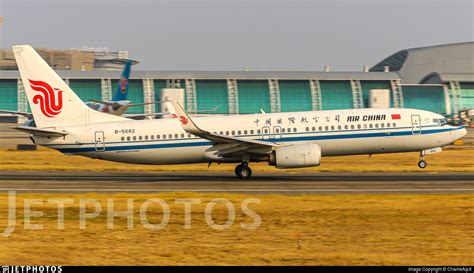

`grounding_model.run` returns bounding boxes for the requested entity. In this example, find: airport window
[121,136,124,141]
[145,135,148,140]
[357,124,361,129]
[293,128,297,132]
[250,130,254,134]
[350,125,354,129]
[133,136,137,141]
[344,125,348,130]
[369,124,373,129]
[127,136,130,141]
[305,127,309,132]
